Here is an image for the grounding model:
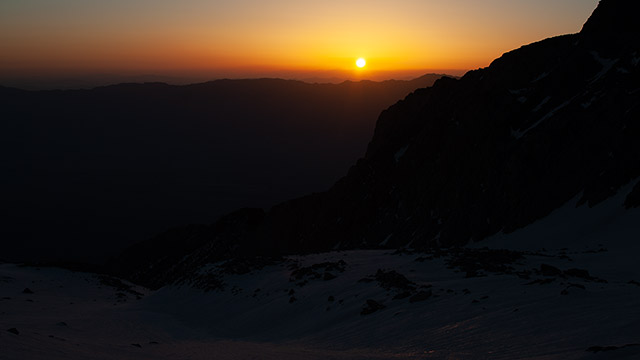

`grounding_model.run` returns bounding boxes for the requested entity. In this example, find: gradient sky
[1,0,599,85]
